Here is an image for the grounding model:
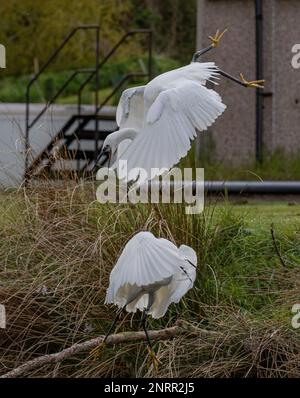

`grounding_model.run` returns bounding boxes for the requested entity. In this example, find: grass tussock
[0,181,299,377]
